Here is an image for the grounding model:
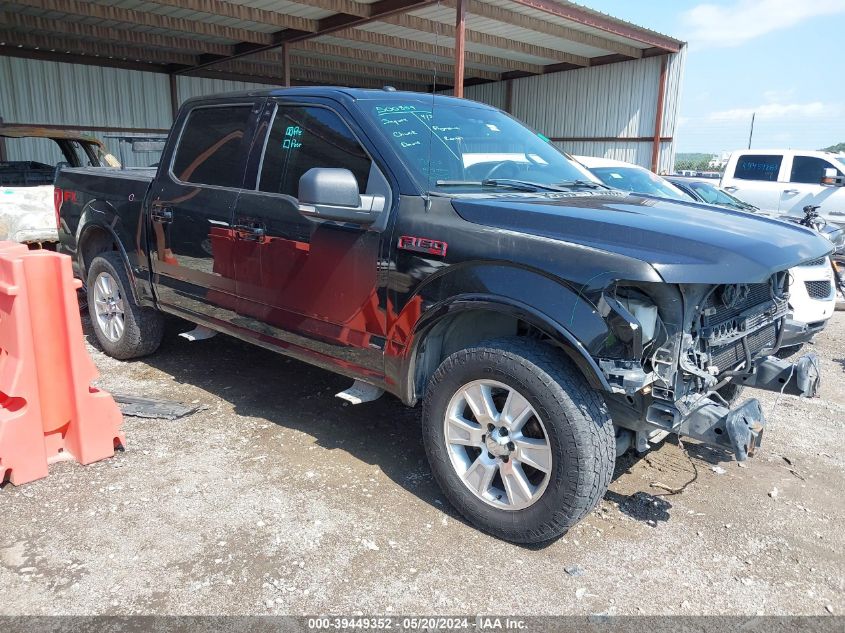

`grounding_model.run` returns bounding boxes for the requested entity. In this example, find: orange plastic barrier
[0,241,124,485]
